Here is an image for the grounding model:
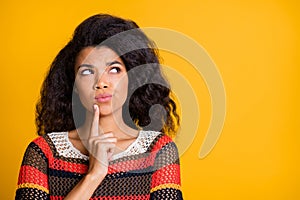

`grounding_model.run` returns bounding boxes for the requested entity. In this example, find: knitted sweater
[15,131,183,199]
